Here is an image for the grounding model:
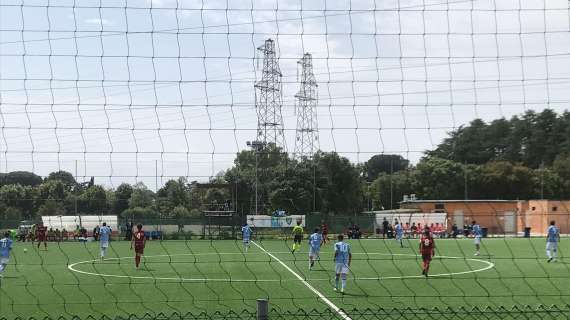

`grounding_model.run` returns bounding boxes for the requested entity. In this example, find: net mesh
[1,0,570,319]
